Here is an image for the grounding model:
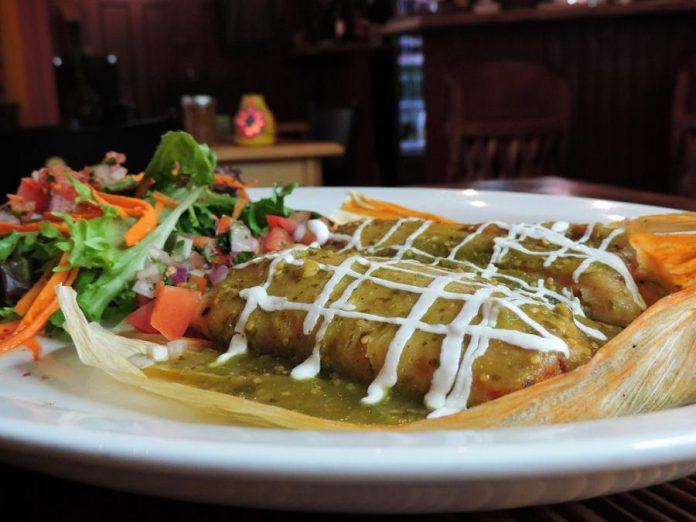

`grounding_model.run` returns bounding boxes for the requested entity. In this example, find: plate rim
[0,188,693,486]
